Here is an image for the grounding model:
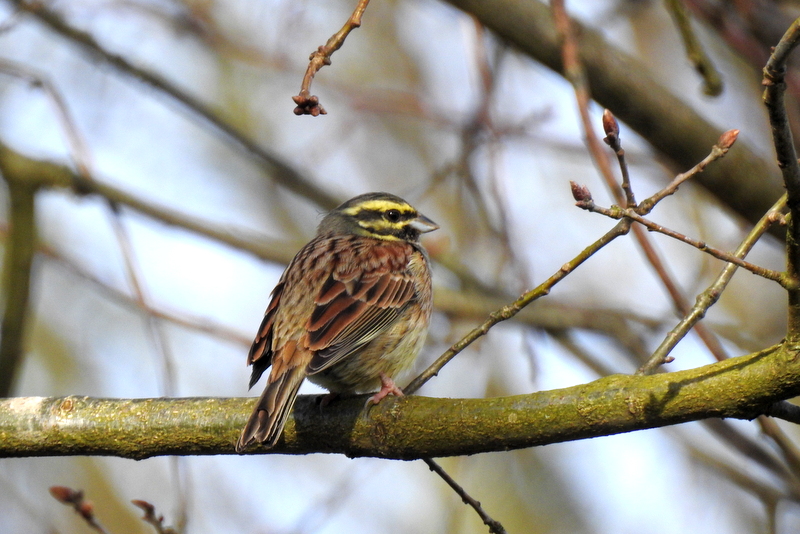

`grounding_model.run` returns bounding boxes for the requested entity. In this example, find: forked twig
[637,194,788,374]
[292,0,371,116]
[405,219,631,394]
[552,0,732,366]
[131,500,178,534]
[49,486,110,534]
